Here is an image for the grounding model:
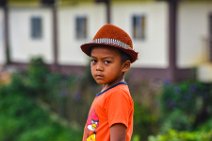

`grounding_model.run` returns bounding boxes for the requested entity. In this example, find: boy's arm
[110,123,126,141]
